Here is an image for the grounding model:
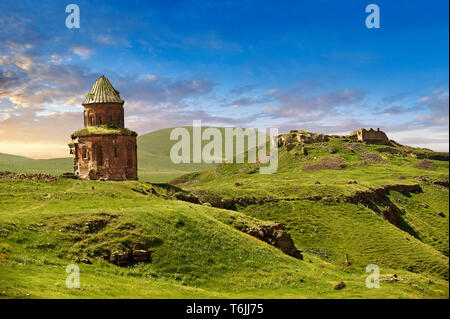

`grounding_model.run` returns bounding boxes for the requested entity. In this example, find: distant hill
[137,127,215,182]
[0,126,260,183]
[0,153,72,176]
